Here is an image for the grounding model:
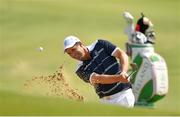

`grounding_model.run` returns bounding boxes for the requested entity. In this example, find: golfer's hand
[119,72,129,83]
[90,73,100,86]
